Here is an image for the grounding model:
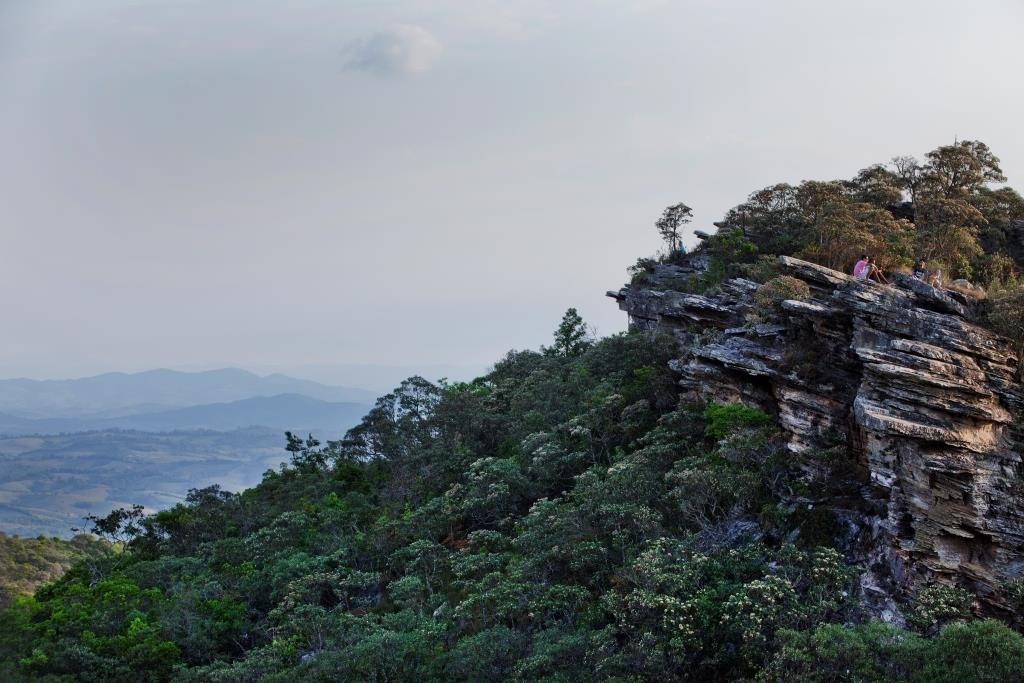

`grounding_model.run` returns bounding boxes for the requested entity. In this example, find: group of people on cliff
[852,255,941,288]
